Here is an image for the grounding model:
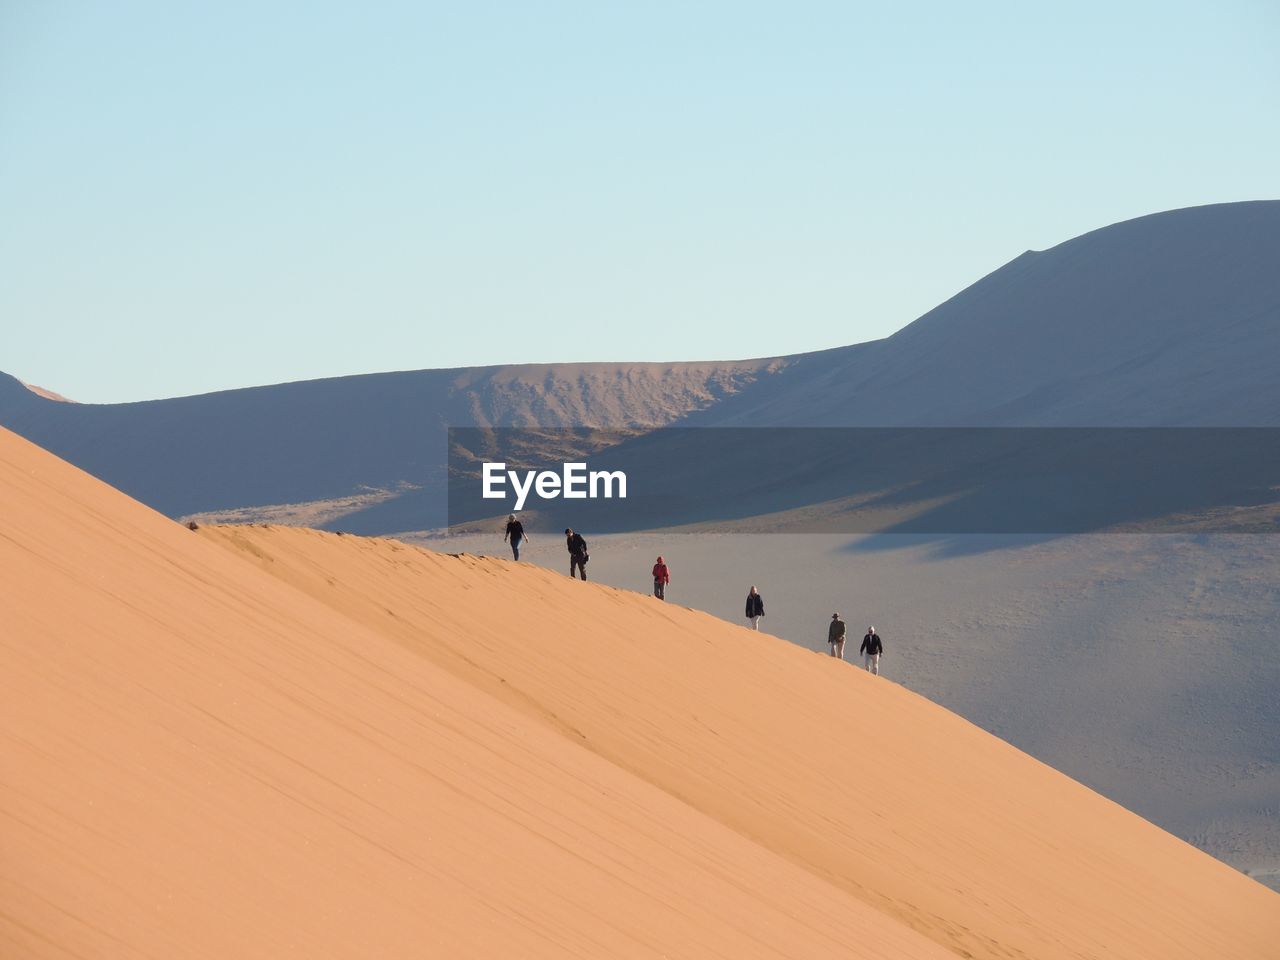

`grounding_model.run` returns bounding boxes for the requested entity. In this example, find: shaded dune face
[687,200,1280,428]
[4,200,1279,535]
[2,426,1276,959]
[0,357,788,529]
